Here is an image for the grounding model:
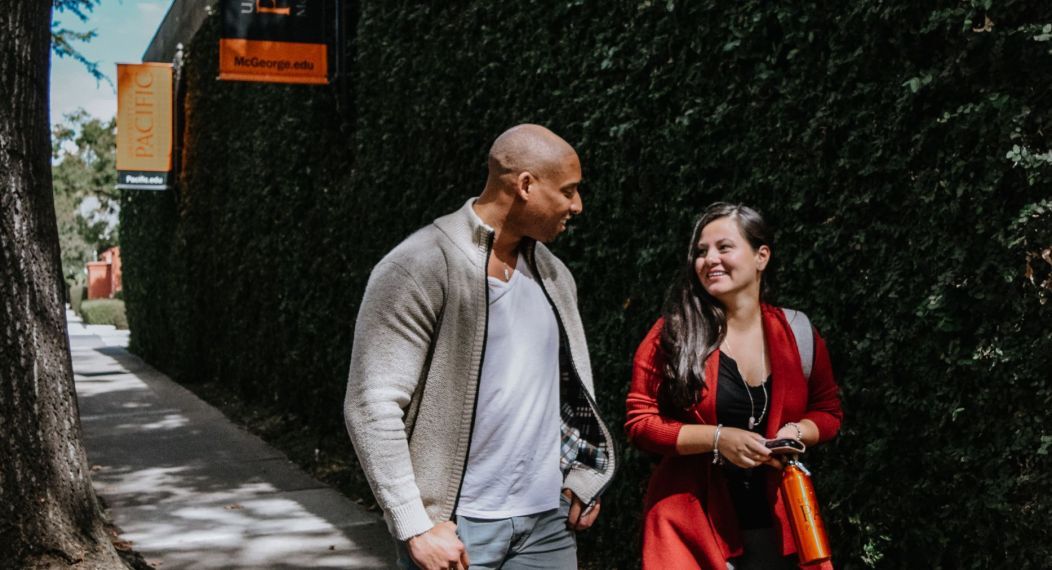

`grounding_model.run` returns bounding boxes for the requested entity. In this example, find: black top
[716,352,773,530]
